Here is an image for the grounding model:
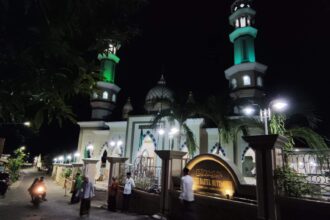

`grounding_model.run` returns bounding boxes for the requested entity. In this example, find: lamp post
[58,156,64,164]
[243,99,289,135]
[157,126,179,150]
[66,154,72,164]
[74,152,80,162]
